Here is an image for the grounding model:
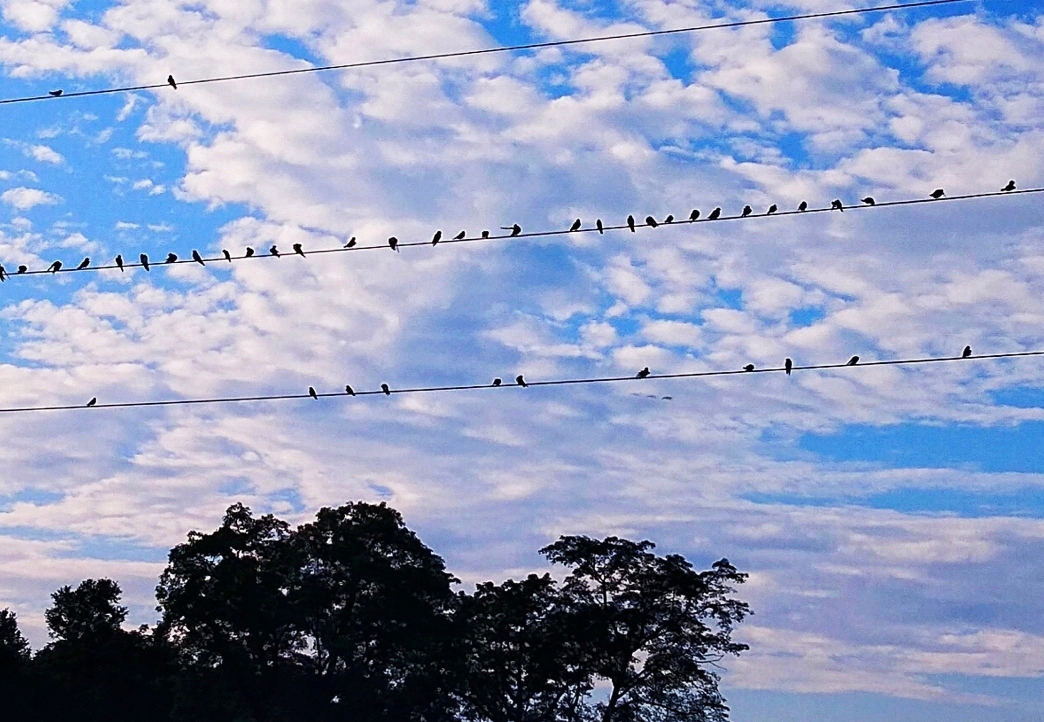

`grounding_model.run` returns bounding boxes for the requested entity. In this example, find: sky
[0,0,1042,719]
